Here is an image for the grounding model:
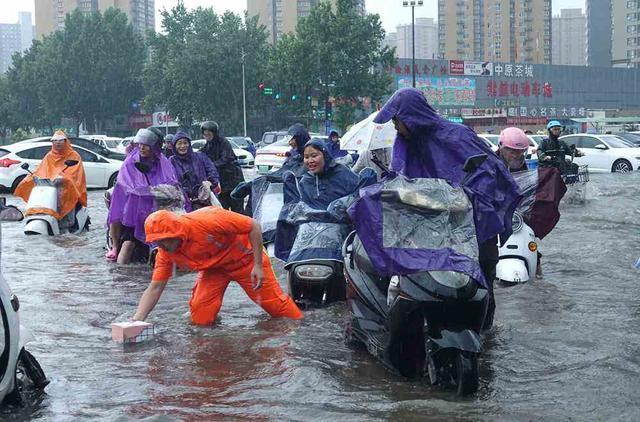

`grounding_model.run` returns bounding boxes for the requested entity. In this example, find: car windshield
[601,135,635,148]
[483,135,499,145]
[104,139,120,148]
[618,133,640,144]
[229,137,248,147]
